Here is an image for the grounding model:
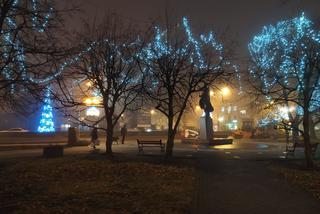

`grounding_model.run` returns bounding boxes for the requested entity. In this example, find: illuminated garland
[140,17,240,88]
[1,10,243,131]
[1,0,53,88]
[249,13,320,125]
